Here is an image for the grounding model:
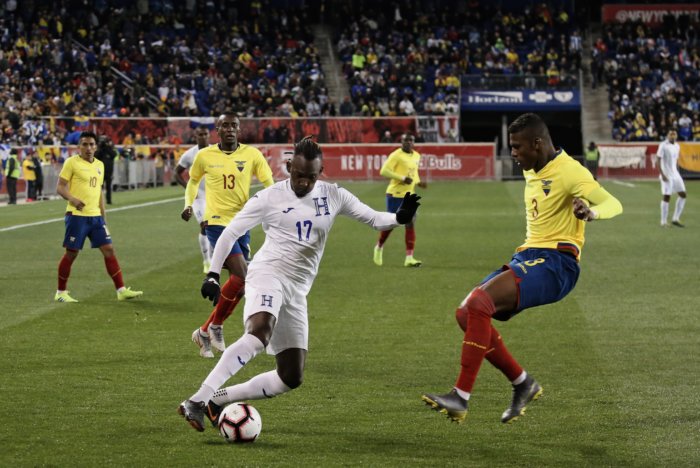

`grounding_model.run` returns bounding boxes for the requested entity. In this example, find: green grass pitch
[1,181,698,466]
